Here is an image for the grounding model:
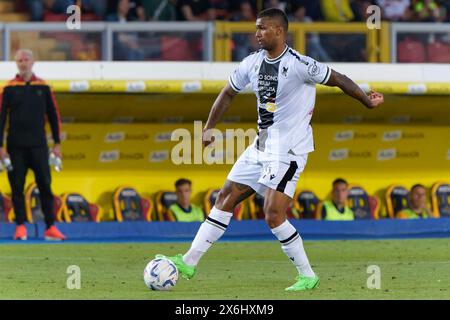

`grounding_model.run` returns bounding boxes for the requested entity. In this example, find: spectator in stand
[320,0,355,22]
[144,0,177,21]
[230,1,259,61]
[80,0,107,19]
[397,184,431,219]
[176,0,215,21]
[264,0,288,12]
[289,0,331,61]
[409,0,447,21]
[351,0,377,21]
[210,0,230,20]
[319,0,366,61]
[106,0,146,21]
[295,0,323,21]
[439,0,450,22]
[375,0,412,21]
[27,0,73,21]
[107,0,145,60]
